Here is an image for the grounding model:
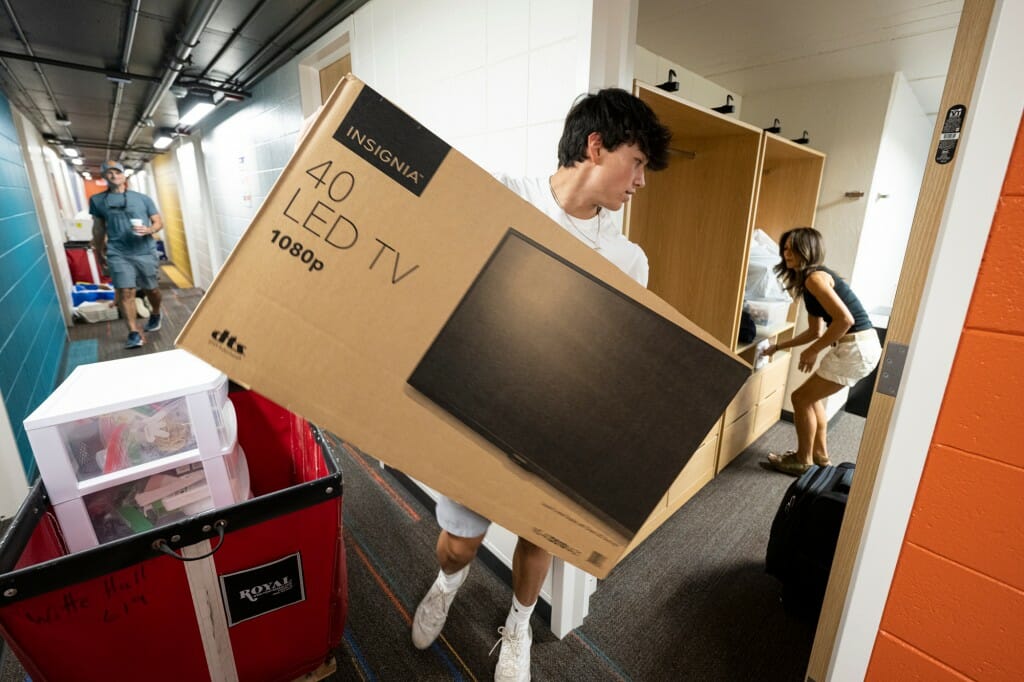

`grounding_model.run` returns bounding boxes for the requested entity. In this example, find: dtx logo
[210,328,246,357]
